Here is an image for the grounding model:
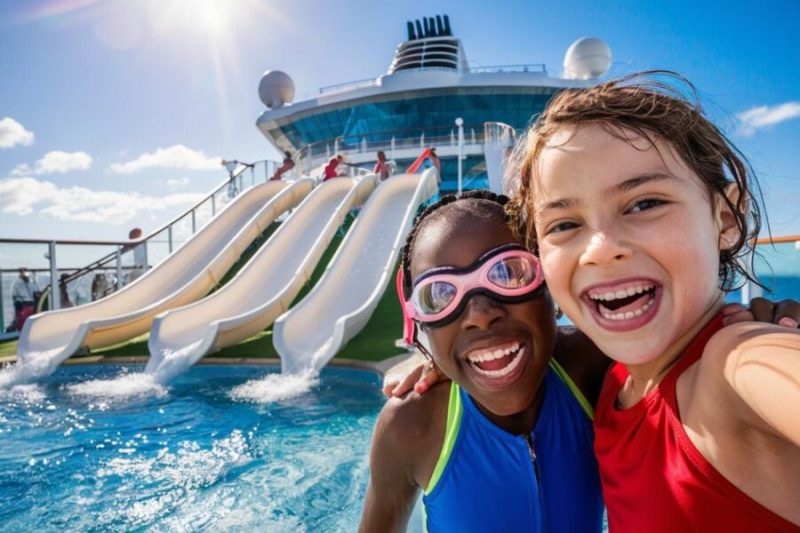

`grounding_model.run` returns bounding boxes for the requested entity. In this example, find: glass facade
[276,88,557,148]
